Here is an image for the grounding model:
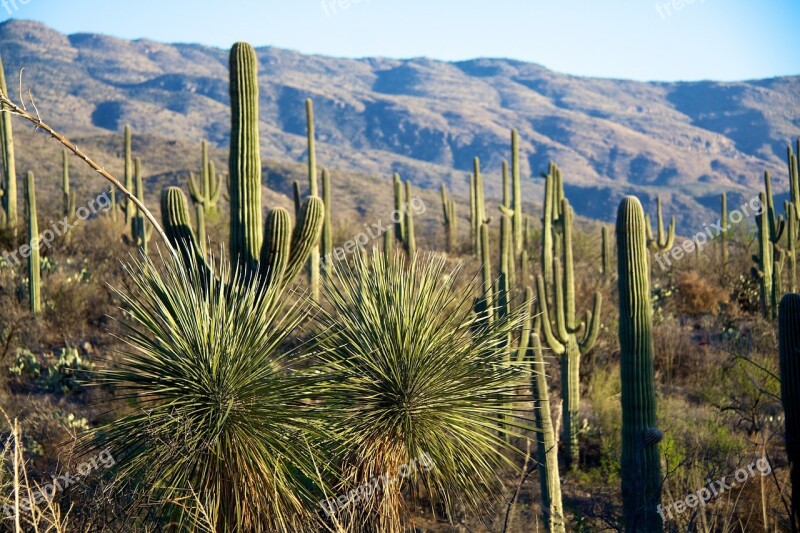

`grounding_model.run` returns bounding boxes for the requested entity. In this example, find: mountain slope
[0,19,797,227]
